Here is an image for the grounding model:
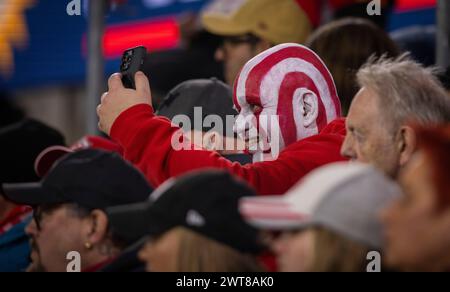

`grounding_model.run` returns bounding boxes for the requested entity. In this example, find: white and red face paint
[233,43,341,162]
